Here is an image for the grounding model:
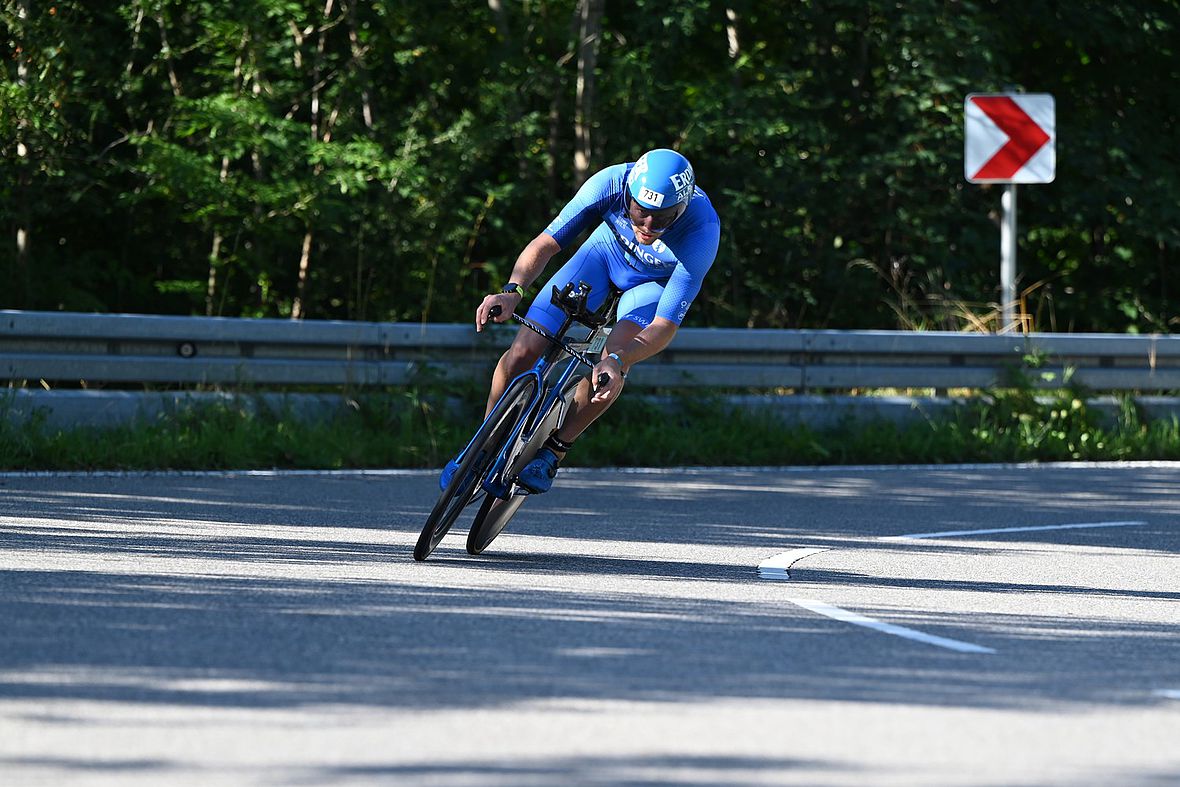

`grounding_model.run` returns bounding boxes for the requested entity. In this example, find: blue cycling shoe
[439,455,461,491]
[518,448,560,494]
